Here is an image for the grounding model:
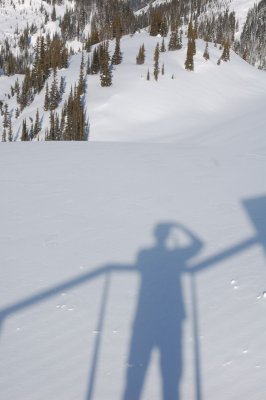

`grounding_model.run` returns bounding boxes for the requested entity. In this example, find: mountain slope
[1,32,266,148]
